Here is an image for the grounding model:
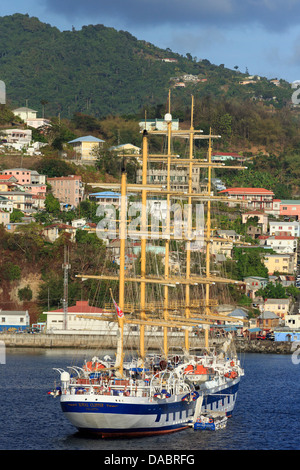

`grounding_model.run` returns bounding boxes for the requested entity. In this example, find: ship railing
[69,376,152,398]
